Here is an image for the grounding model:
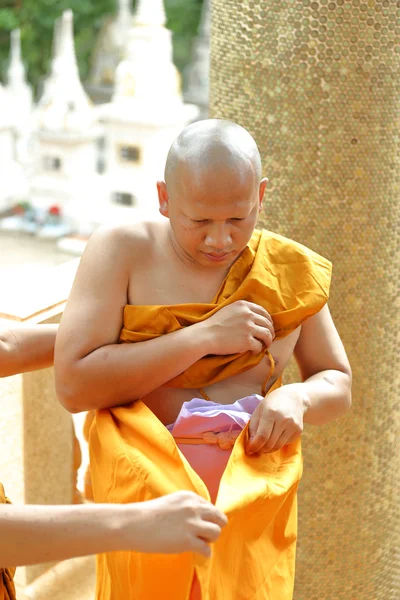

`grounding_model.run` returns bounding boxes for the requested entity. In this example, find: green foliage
[0,0,203,97]
[165,0,203,72]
